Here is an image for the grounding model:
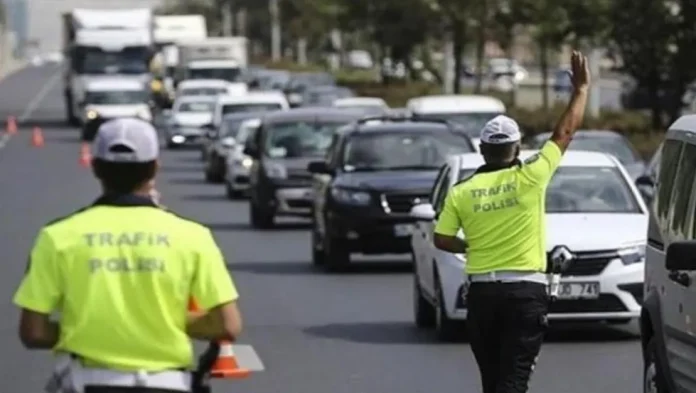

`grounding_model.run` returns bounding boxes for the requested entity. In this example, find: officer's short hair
[90,118,160,193]
[480,142,519,161]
